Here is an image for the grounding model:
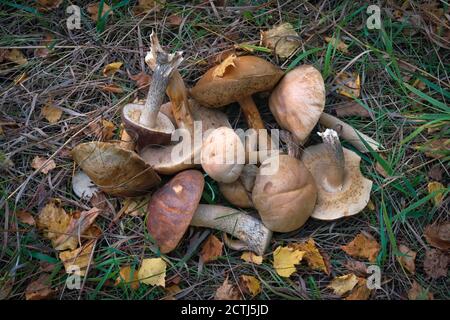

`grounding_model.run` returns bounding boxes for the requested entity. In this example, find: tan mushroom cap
[269,65,325,144]
[218,164,257,208]
[71,141,160,197]
[201,127,245,183]
[140,100,231,175]
[191,55,284,108]
[301,143,373,220]
[252,154,318,232]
